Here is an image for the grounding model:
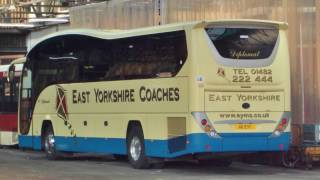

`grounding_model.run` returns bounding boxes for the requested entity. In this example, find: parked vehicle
[18,20,290,168]
[0,58,25,145]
